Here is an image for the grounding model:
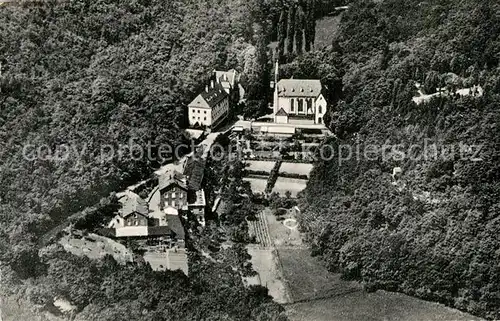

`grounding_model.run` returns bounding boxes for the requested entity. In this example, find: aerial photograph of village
[0,0,499,320]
